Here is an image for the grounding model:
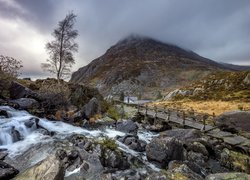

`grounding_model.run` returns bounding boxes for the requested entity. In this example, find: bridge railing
[137,104,216,131]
